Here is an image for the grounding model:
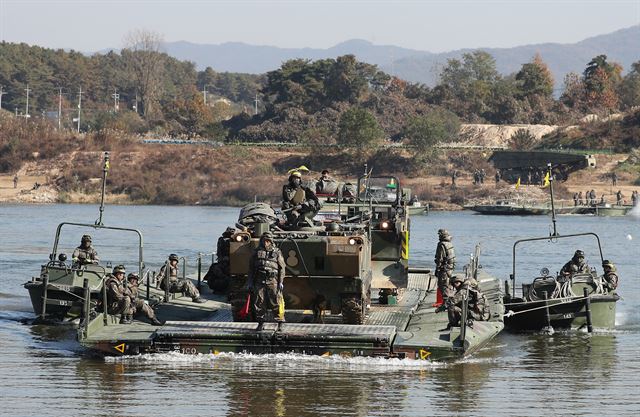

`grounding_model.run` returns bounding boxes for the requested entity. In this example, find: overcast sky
[0,0,638,52]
